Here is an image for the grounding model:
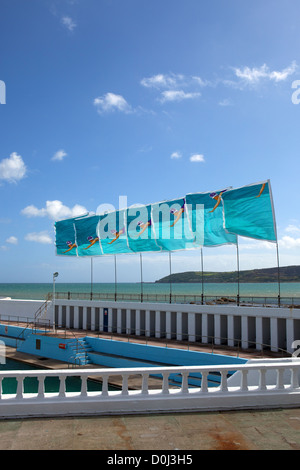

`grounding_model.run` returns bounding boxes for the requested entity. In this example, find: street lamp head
[53,272,59,279]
